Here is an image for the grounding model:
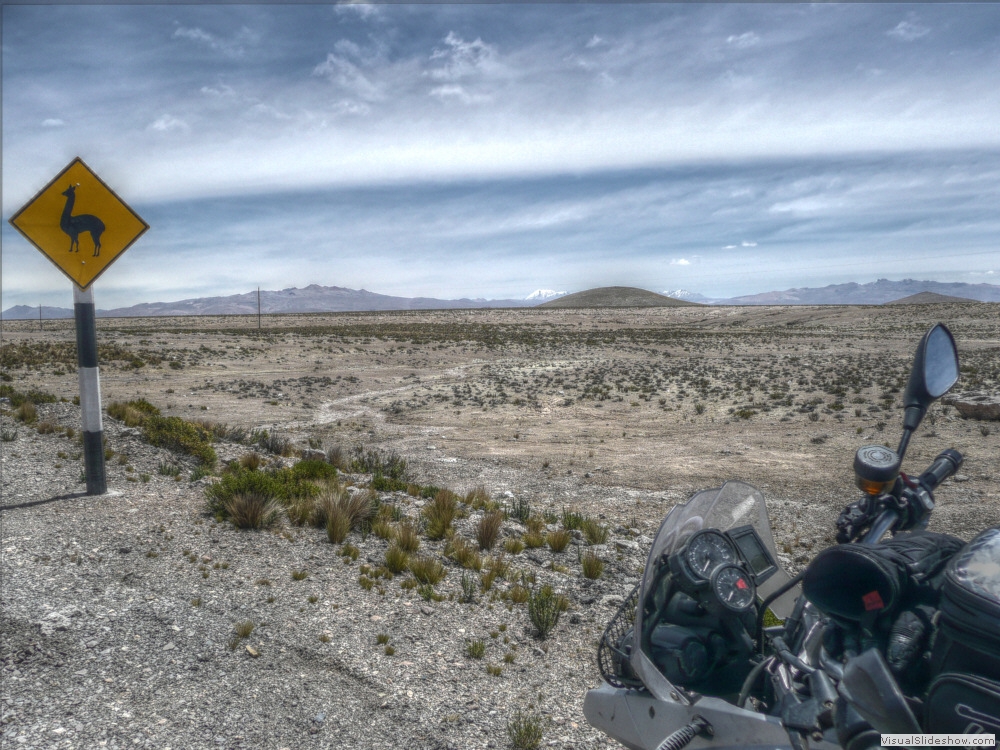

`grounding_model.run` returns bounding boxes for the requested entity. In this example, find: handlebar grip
[918,449,964,492]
